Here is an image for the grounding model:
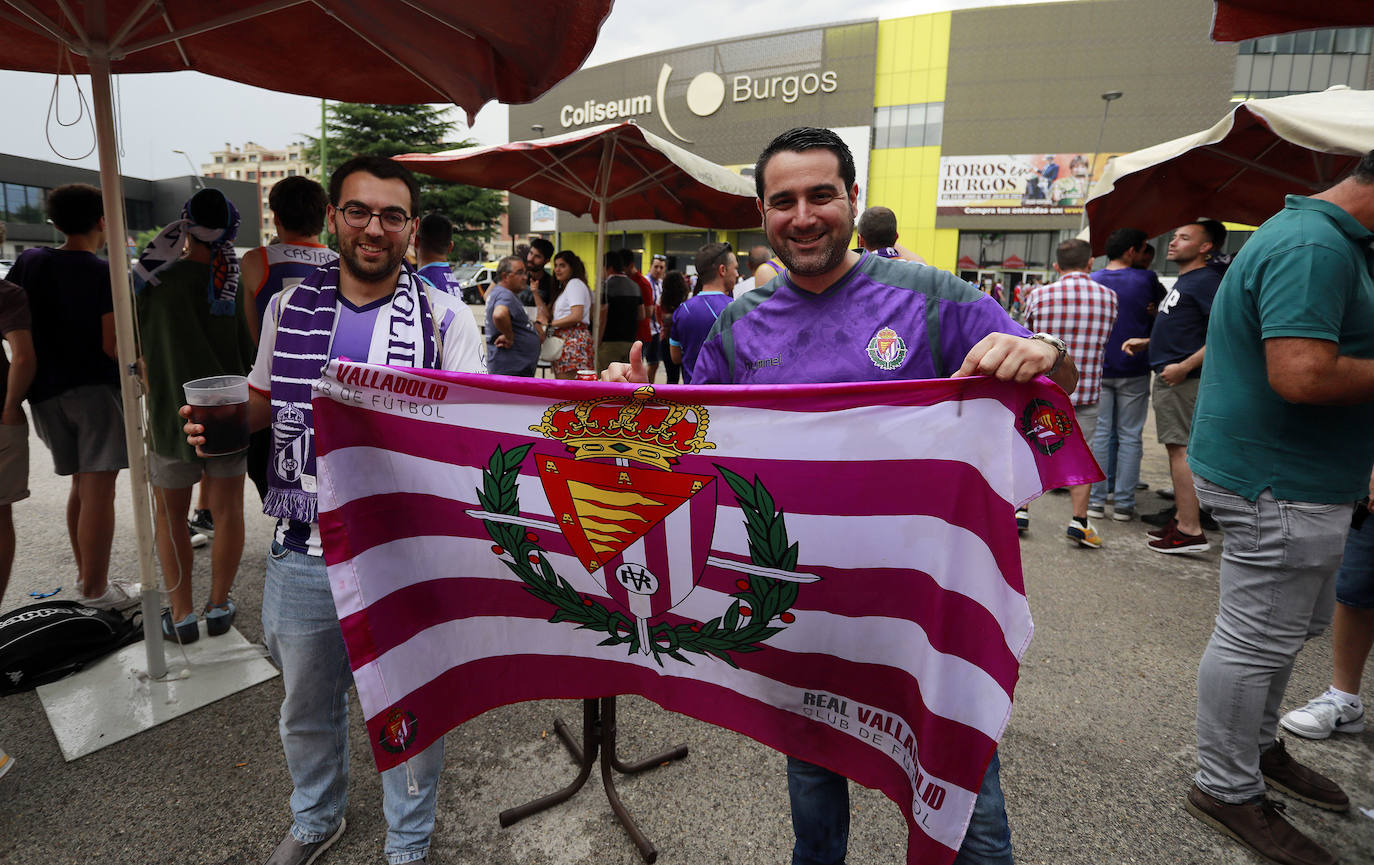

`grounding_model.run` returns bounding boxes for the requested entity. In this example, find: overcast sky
[0,0,1048,180]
